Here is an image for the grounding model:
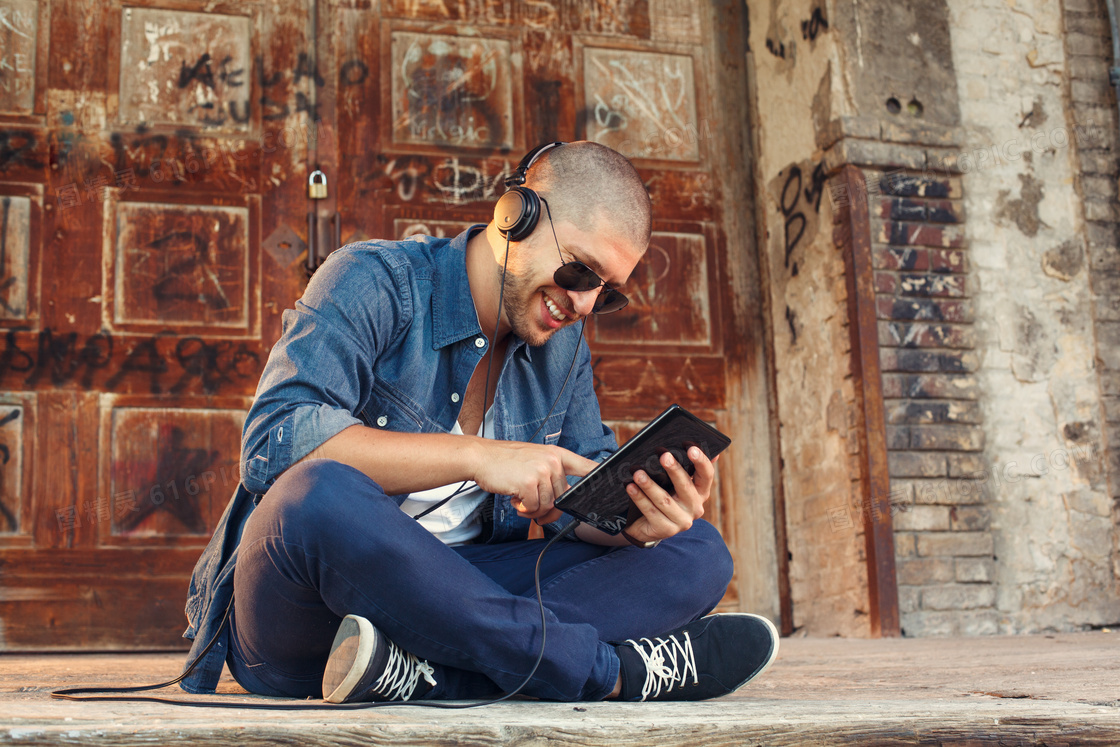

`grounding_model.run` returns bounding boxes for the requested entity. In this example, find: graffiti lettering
[178,53,217,90]
[257,54,288,122]
[294,91,321,123]
[147,231,232,313]
[432,157,508,206]
[801,8,829,41]
[781,166,805,270]
[171,337,259,395]
[777,160,827,275]
[0,329,259,395]
[340,59,369,86]
[0,6,33,39]
[293,52,325,88]
[22,329,113,389]
[395,34,510,148]
[176,52,249,127]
